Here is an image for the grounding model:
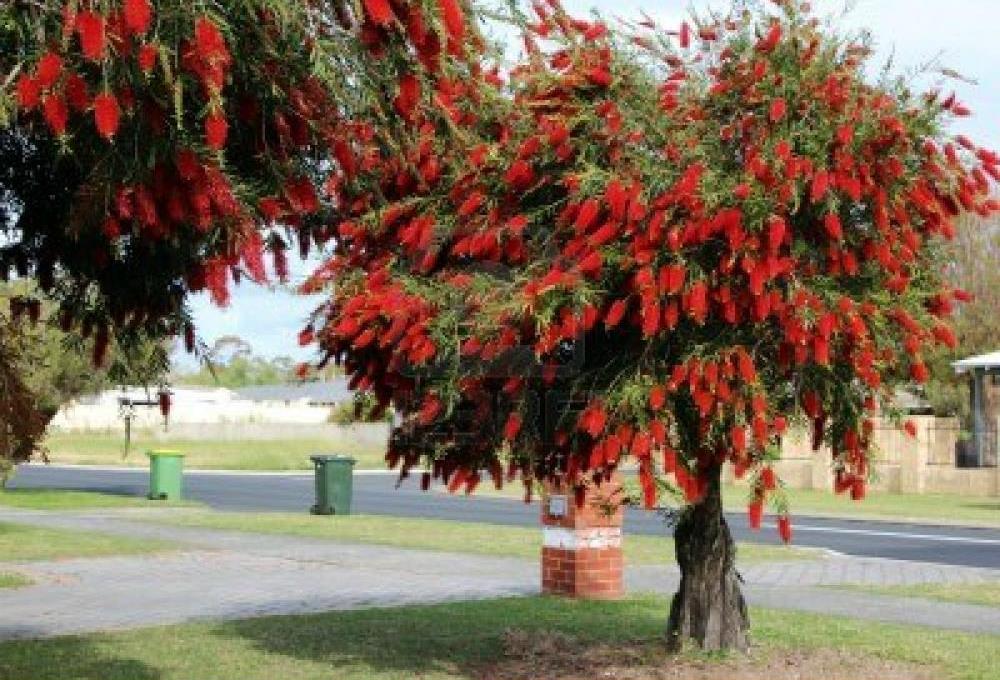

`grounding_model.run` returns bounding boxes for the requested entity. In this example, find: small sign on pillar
[541,474,624,600]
